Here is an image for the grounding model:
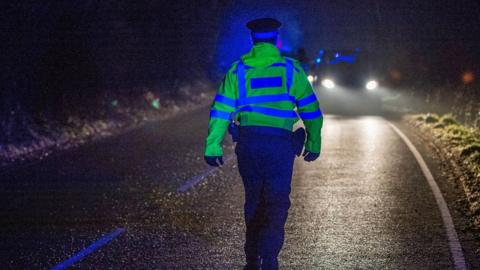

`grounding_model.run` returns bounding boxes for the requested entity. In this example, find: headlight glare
[307,75,314,83]
[366,80,378,90]
[321,79,335,89]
